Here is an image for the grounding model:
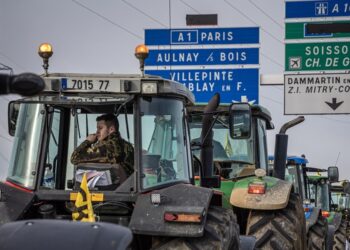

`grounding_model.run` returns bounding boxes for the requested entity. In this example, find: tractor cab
[189,103,274,180]
[283,156,308,200]
[331,181,350,212]
[331,180,350,242]
[306,166,339,216]
[307,172,331,212]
